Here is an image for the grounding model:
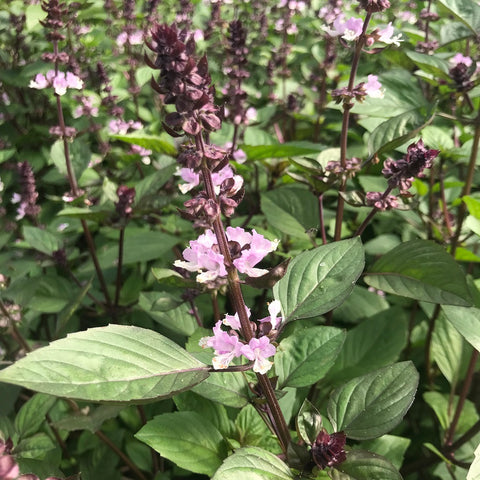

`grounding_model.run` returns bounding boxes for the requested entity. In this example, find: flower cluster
[323,15,401,46]
[365,191,399,210]
[146,24,221,135]
[222,20,250,128]
[200,300,282,373]
[382,139,439,193]
[311,429,347,470]
[177,163,243,195]
[174,227,278,283]
[29,70,83,96]
[449,53,475,91]
[115,185,136,219]
[11,161,41,221]
[331,74,384,104]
